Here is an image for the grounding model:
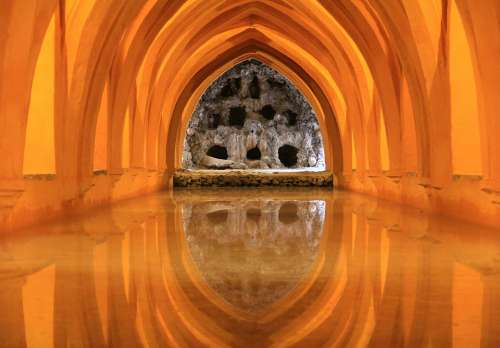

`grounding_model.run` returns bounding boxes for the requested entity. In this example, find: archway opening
[182,59,325,171]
